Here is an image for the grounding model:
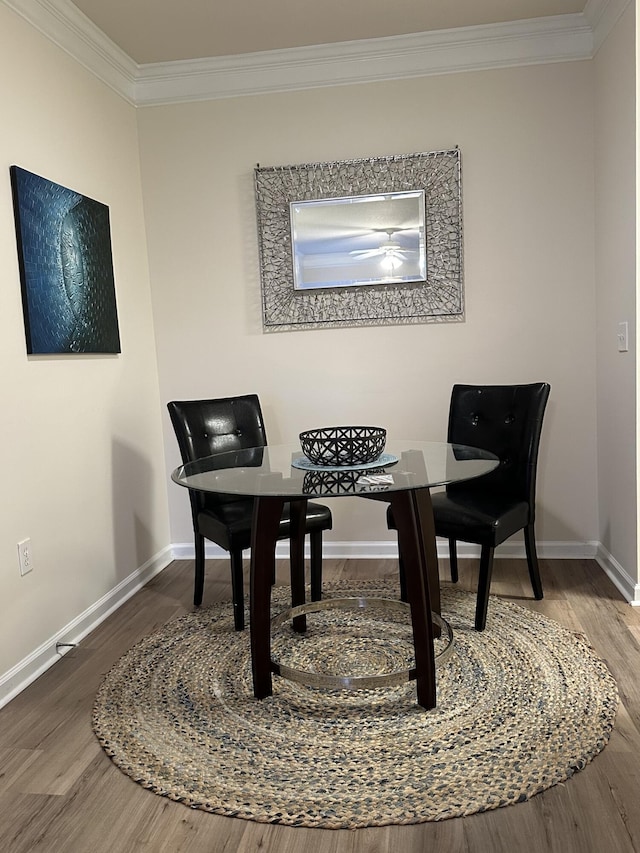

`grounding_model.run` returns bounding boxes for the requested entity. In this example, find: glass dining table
[171,439,498,710]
